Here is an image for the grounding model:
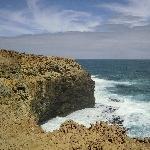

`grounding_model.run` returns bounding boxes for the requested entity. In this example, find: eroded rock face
[0,49,95,123]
